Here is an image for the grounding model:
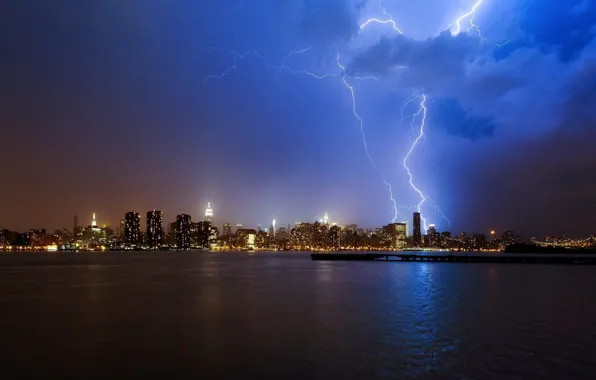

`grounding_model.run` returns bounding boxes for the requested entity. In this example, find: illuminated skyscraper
[413,212,422,245]
[124,212,141,245]
[91,213,97,228]
[146,210,163,249]
[271,219,276,238]
[384,223,407,250]
[223,223,232,236]
[205,202,213,222]
[323,212,329,225]
[176,214,191,250]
